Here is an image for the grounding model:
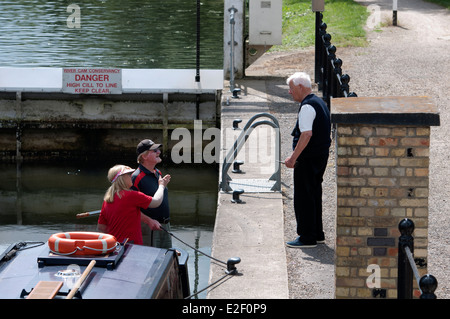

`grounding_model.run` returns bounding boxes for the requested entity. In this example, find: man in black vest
[284,72,331,248]
[131,139,172,248]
